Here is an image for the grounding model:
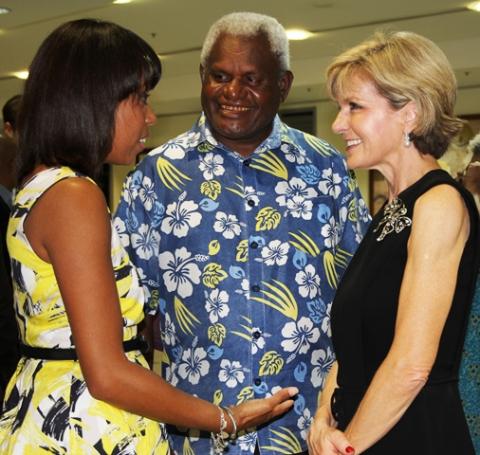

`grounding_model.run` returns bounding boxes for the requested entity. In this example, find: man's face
[200,33,293,156]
